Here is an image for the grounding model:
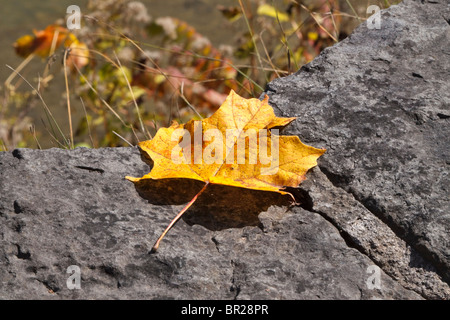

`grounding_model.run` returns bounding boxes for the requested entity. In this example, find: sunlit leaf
[257,4,289,22]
